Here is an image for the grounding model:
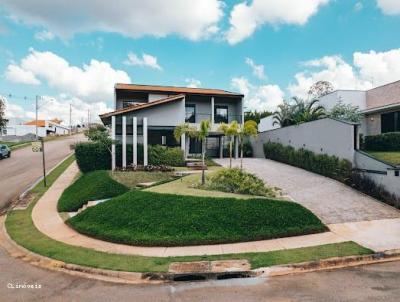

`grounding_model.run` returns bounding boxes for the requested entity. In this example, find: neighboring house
[1,118,69,138]
[99,83,244,169]
[318,80,400,136]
